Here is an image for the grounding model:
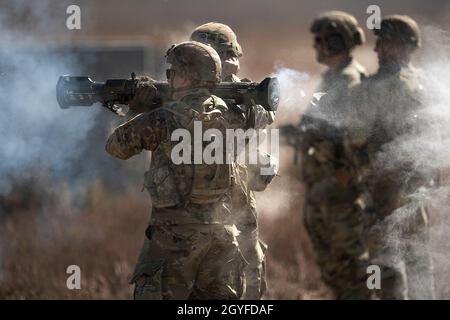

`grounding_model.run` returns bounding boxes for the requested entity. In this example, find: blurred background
[0,0,450,299]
